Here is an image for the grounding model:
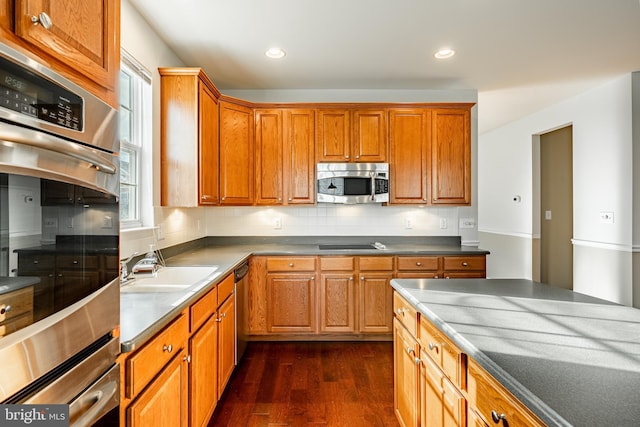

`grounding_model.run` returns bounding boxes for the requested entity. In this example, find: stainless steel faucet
[120,252,138,282]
